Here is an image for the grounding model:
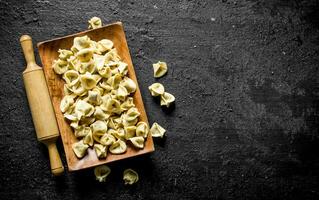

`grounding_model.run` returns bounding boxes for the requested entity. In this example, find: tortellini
[80,72,98,89]
[88,17,102,29]
[136,122,149,138]
[150,122,166,138]
[148,83,164,96]
[53,59,68,74]
[53,35,149,160]
[72,140,89,158]
[109,139,127,154]
[153,61,167,78]
[123,169,139,185]
[129,136,144,149]
[148,82,175,108]
[160,92,175,107]
[60,95,74,113]
[94,144,107,158]
[94,165,111,182]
